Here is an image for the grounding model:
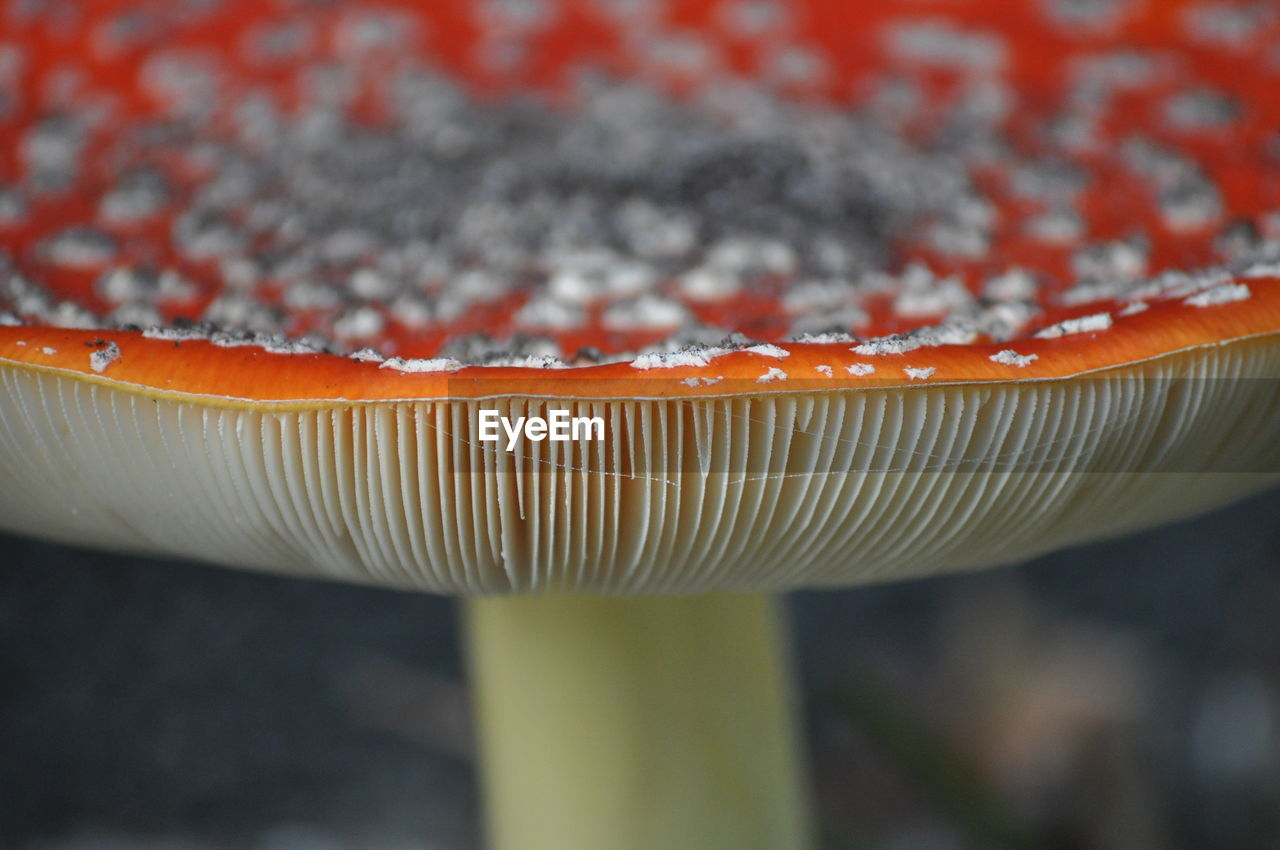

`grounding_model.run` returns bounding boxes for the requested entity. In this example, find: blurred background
[2,486,1278,850]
